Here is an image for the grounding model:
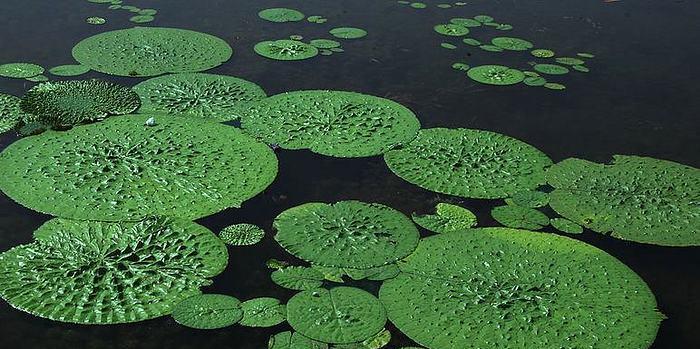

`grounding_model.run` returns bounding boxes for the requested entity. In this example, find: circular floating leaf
[572,64,590,73]
[479,44,504,52]
[379,228,663,349]
[507,190,549,208]
[412,203,477,233]
[0,63,43,78]
[531,48,555,58]
[287,287,387,344]
[130,15,155,23]
[48,64,90,77]
[241,90,420,157]
[274,201,420,268]
[473,15,494,23]
[254,40,319,61]
[523,76,547,86]
[577,52,595,58]
[384,128,553,199]
[269,331,328,349]
[258,8,305,23]
[451,62,470,71]
[172,294,243,329]
[310,39,341,49]
[72,27,232,77]
[534,63,570,75]
[0,93,24,133]
[555,57,586,66]
[329,27,368,39]
[433,24,469,36]
[450,18,481,27]
[19,79,140,127]
[0,217,228,324]
[491,205,549,230]
[240,297,286,327]
[26,75,48,82]
[139,9,157,15]
[219,223,265,246]
[0,114,278,221]
[440,42,456,49]
[133,73,266,122]
[544,82,566,90]
[546,155,700,246]
[86,16,106,25]
[271,266,324,291]
[462,38,481,46]
[467,65,524,85]
[550,217,584,234]
[491,37,533,51]
[496,23,513,30]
